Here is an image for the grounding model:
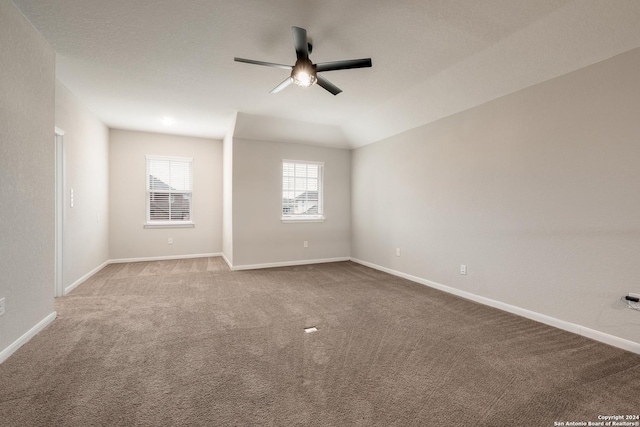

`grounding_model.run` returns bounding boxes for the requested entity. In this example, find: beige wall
[352,48,640,344]
[232,138,351,267]
[0,0,55,355]
[55,81,109,288]
[109,129,222,260]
